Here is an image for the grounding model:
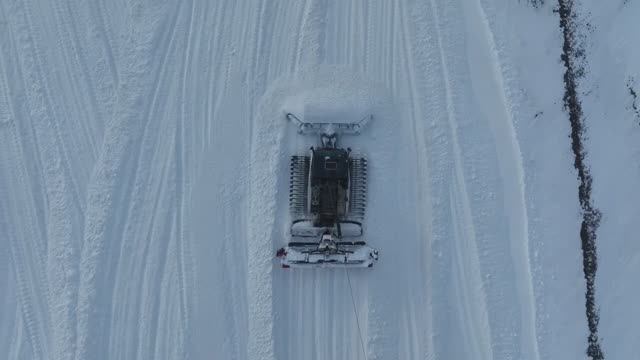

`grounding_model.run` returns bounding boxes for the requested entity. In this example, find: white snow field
[1,0,639,359]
